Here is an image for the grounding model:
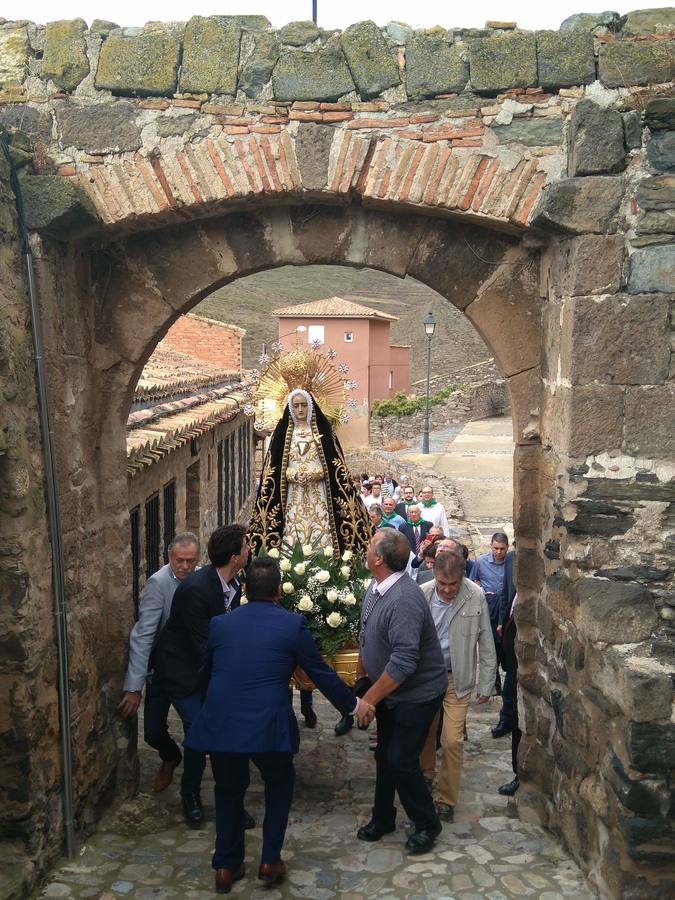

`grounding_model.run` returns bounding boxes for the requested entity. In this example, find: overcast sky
[5,1,672,31]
